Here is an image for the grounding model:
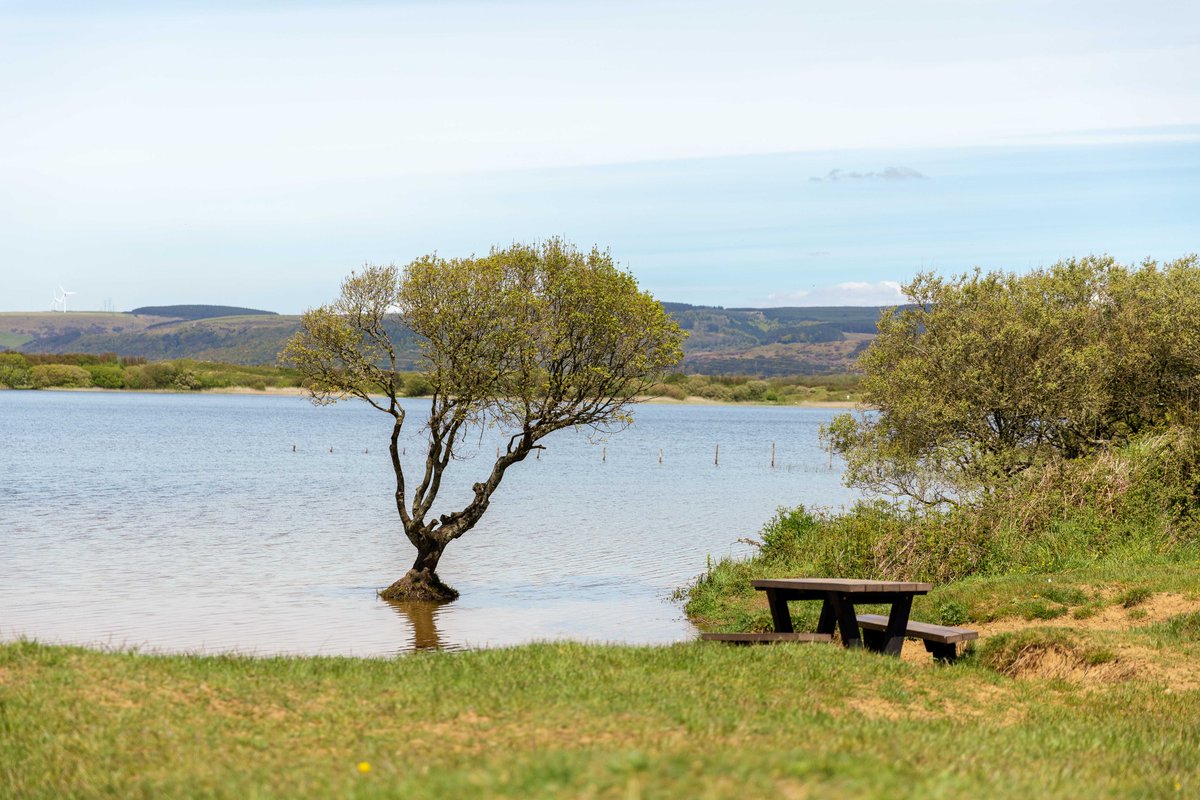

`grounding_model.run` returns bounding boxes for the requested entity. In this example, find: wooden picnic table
[752,578,932,656]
